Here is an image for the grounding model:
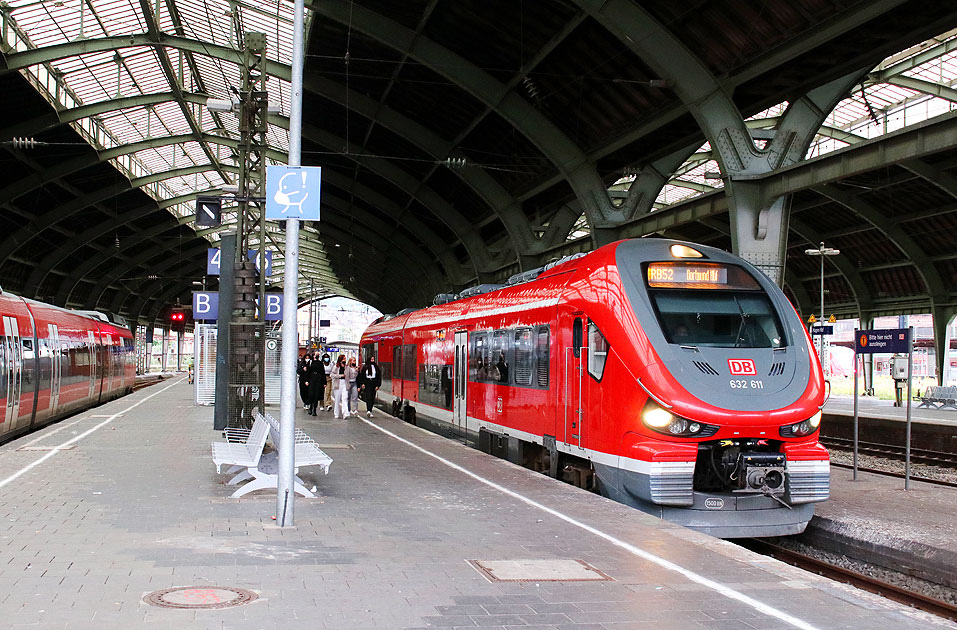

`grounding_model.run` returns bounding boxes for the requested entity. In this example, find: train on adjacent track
[360,238,830,538]
[0,288,135,444]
